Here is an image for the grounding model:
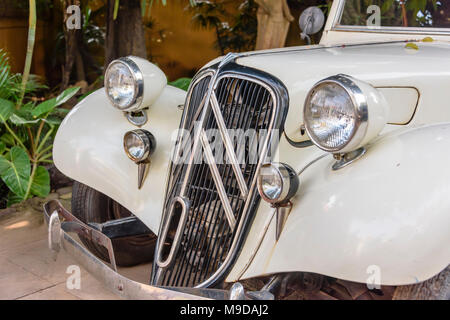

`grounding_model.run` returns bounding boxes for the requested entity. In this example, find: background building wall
[0,18,47,77]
